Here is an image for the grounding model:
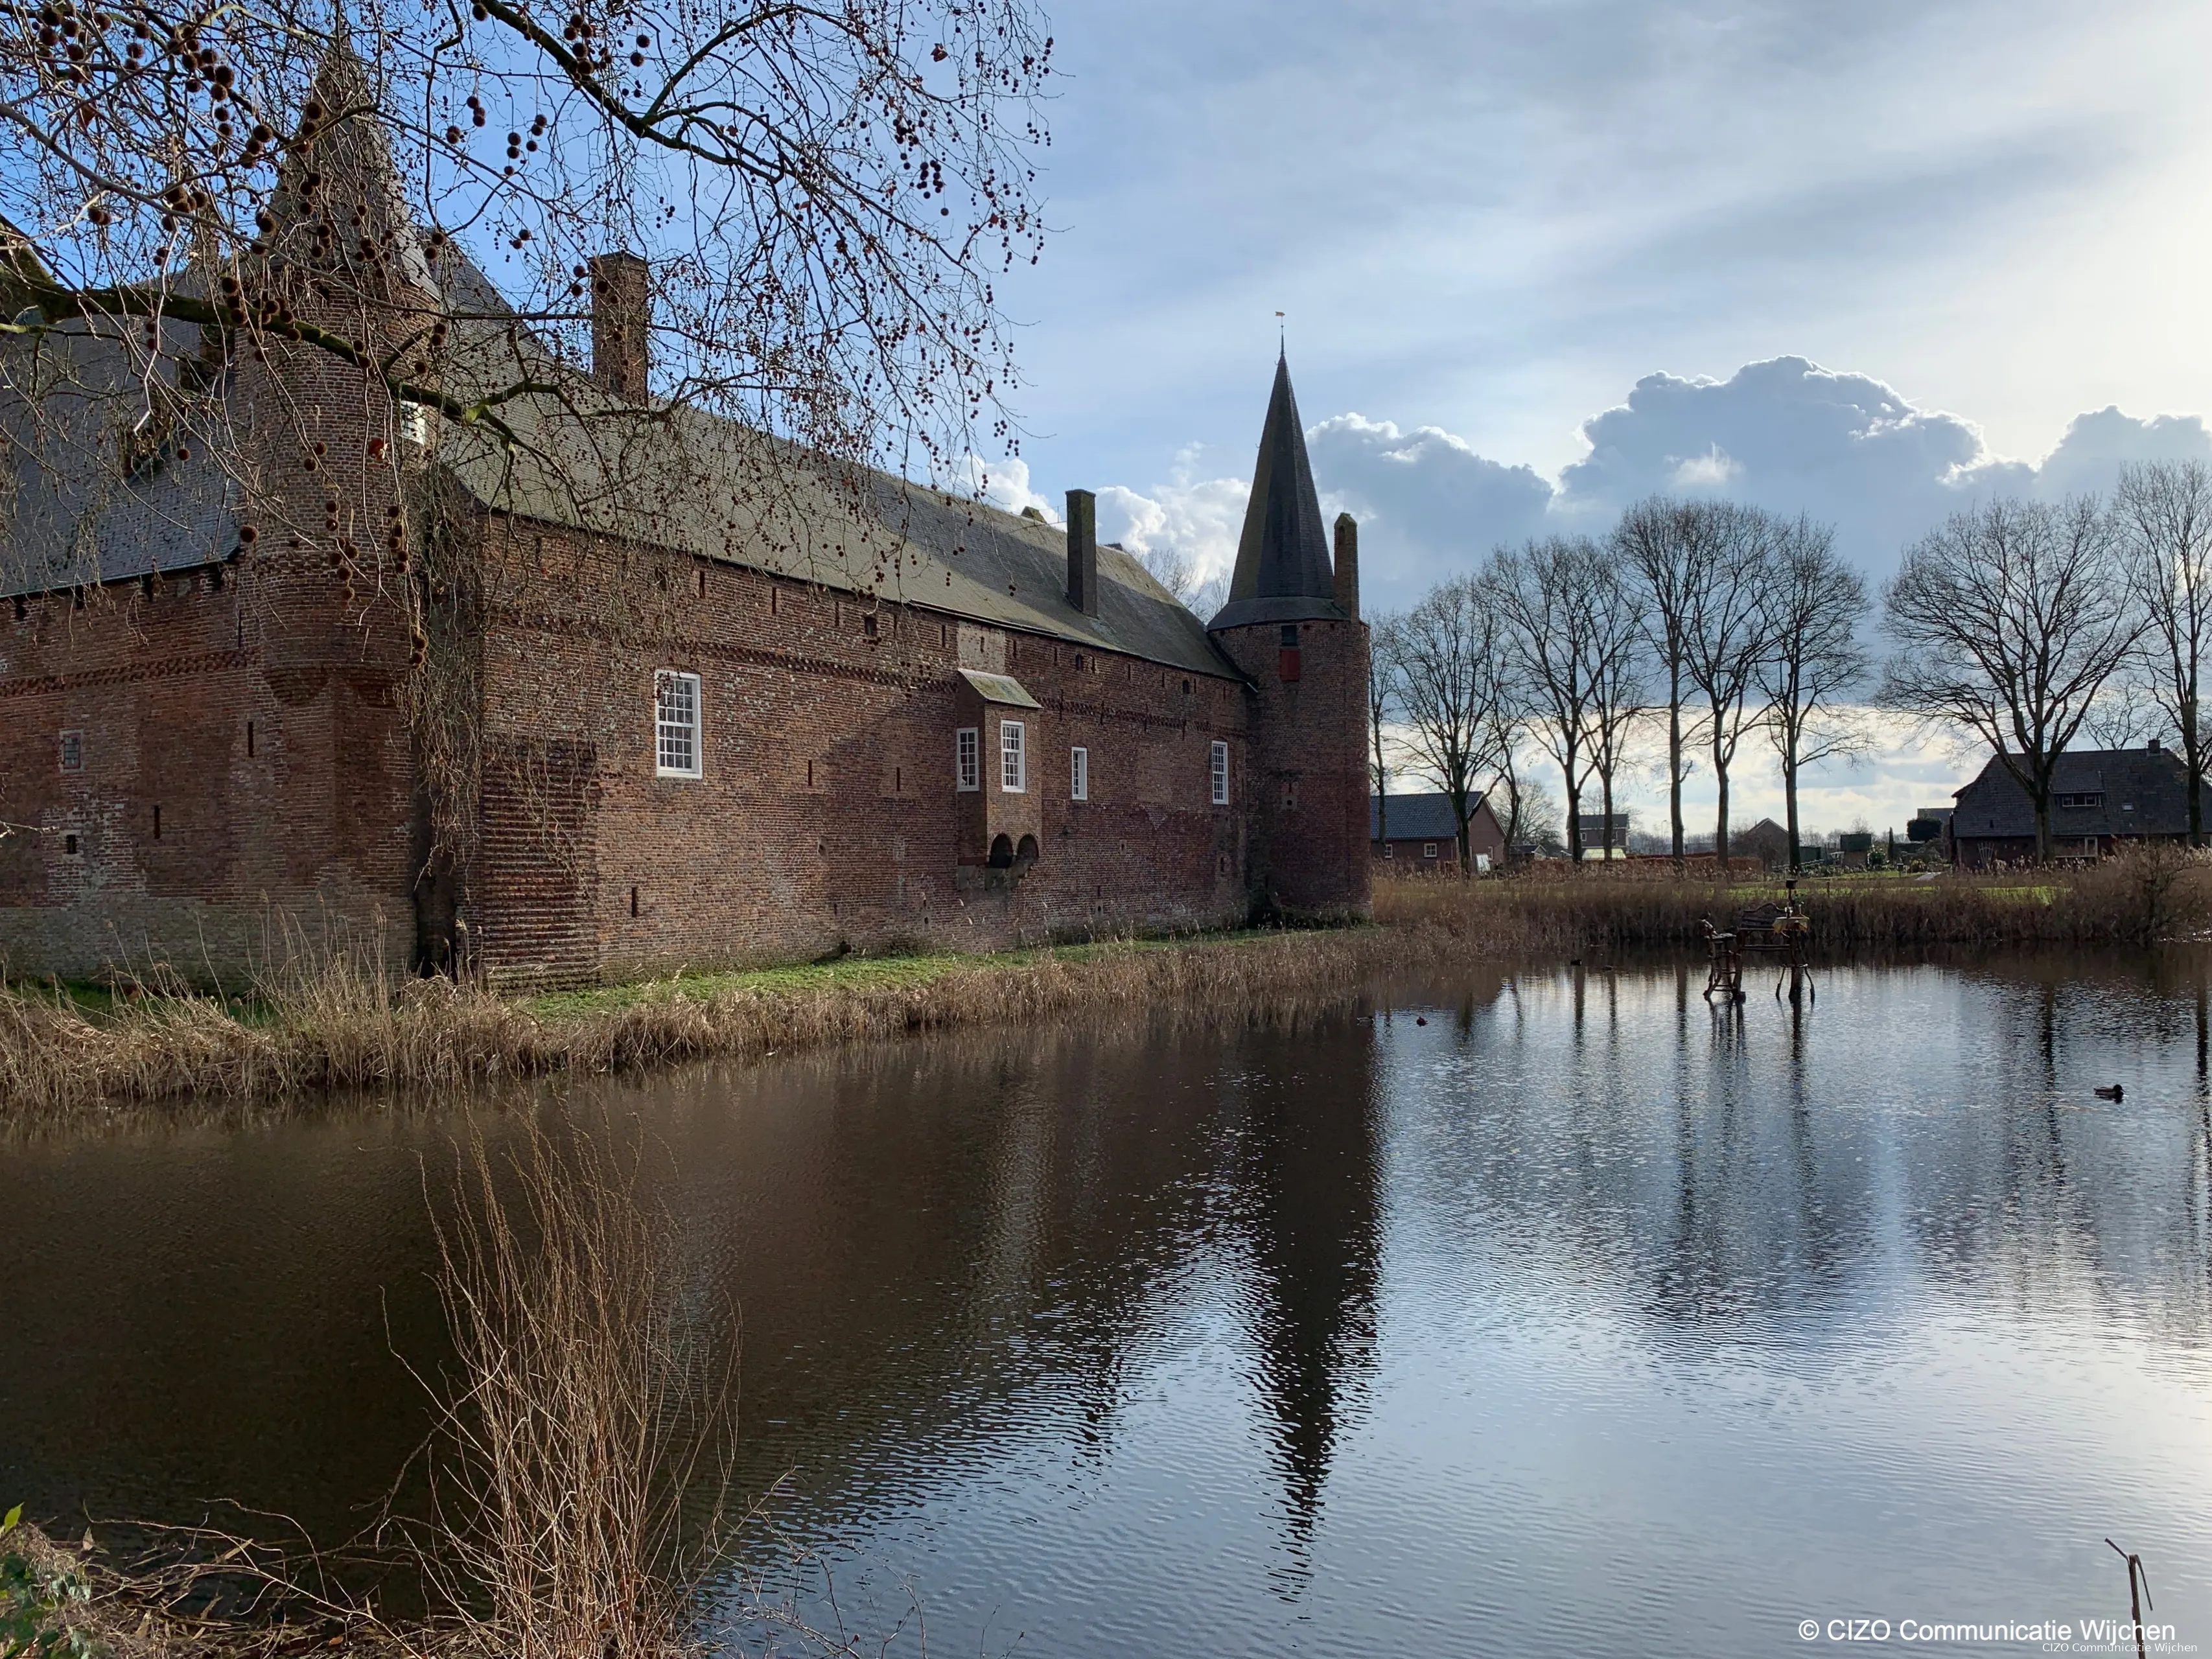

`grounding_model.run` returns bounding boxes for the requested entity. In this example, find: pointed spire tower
[1206,351,1370,922]
[1208,351,1346,630]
